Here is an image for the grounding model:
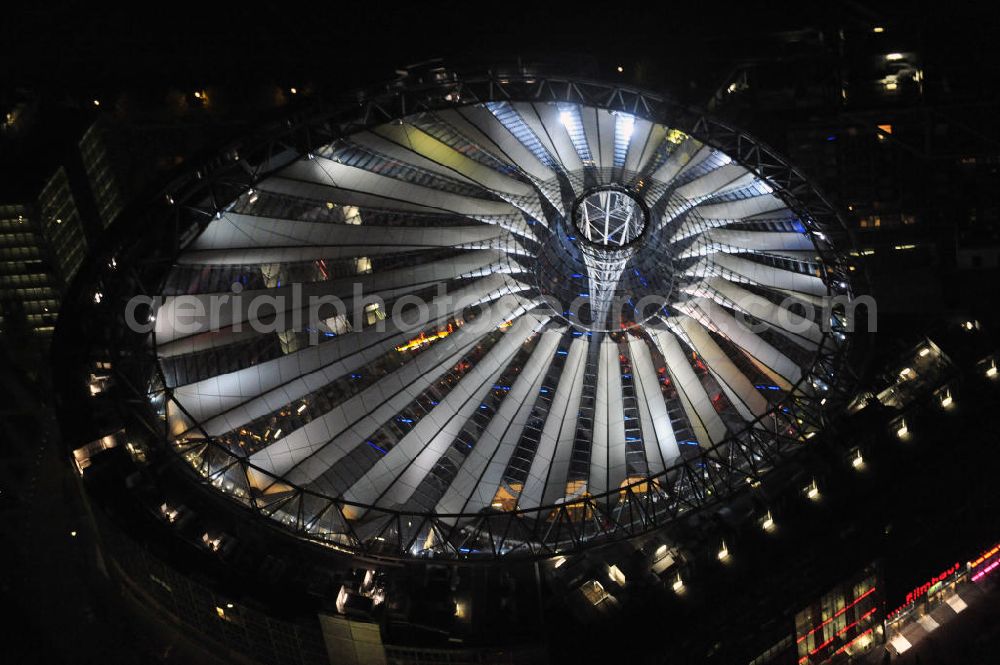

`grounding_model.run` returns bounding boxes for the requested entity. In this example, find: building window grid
[39,168,87,282]
[494,330,574,506]
[163,247,464,295]
[555,103,593,165]
[484,101,561,171]
[641,333,698,449]
[410,113,523,177]
[321,141,499,200]
[612,113,633,169]
[0,207,63,335]
[207,309,476,456]
[631,131,689,185]
[231,189,474,230]
[738,251,821,277]
[795,575,878,661]
[739,282,823,325]
[686,342,744,434]
[671,150,731,189]
[567,338,601,483]
[406,331,542,512]
[80,124,126,228]
[161,278,474,388]
[755,321,817,368]
[727,214,810,234]
[614,334,649,478]
[322,326,508,495]
[702,180,775,204]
